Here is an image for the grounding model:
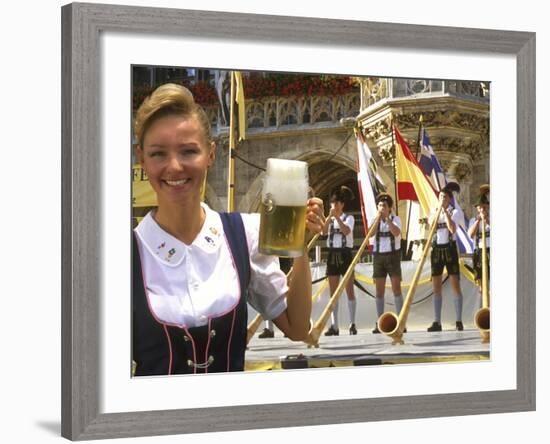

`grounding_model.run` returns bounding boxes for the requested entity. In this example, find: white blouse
[134,203,289,328]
